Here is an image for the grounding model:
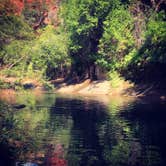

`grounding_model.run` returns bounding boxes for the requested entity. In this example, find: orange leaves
[46,144,67,166]
[0,0,60,28]
[48,156,67,166]
[12,0,24,15]
[0,0,24,15]
[0,0,56,15]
